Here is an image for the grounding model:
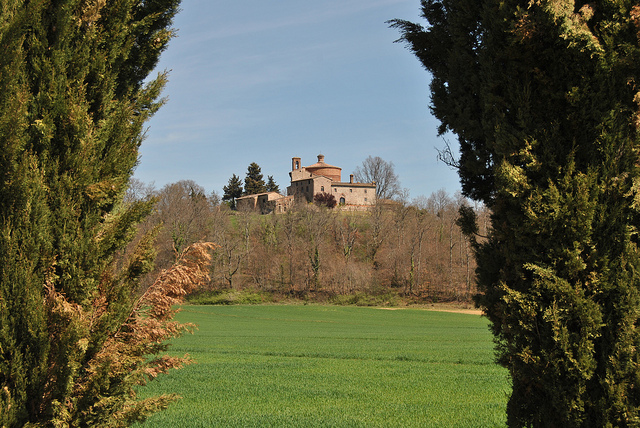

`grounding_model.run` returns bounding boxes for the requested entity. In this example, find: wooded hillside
[130,180,486,303]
